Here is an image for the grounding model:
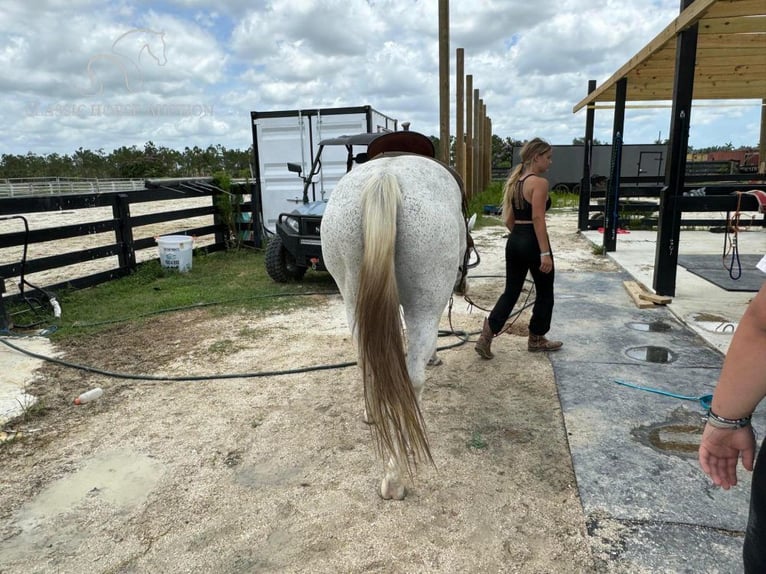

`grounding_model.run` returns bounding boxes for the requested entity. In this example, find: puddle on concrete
[625,345,676,363]
[633,408,704,459]
[13,450,163,530]
[626,320,673,333]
